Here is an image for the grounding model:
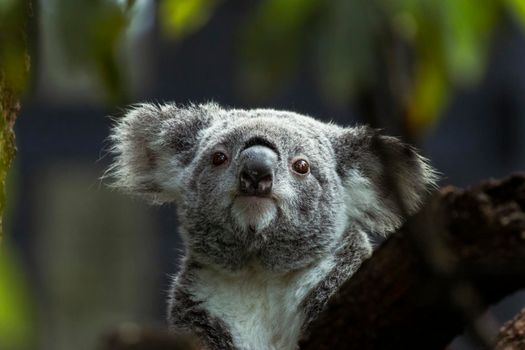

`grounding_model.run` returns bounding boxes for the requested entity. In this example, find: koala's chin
[230,195,278,234]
